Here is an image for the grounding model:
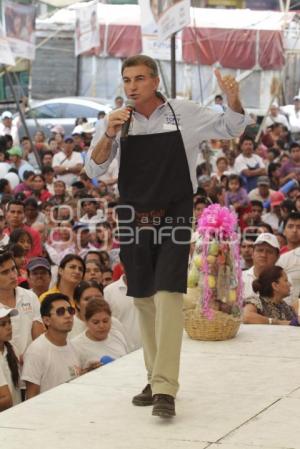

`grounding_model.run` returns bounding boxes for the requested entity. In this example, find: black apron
[117,103,193,298]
